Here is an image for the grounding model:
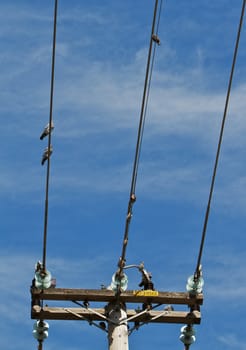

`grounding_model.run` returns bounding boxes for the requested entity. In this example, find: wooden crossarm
[31,305,201,324]
[31,287,203,306]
